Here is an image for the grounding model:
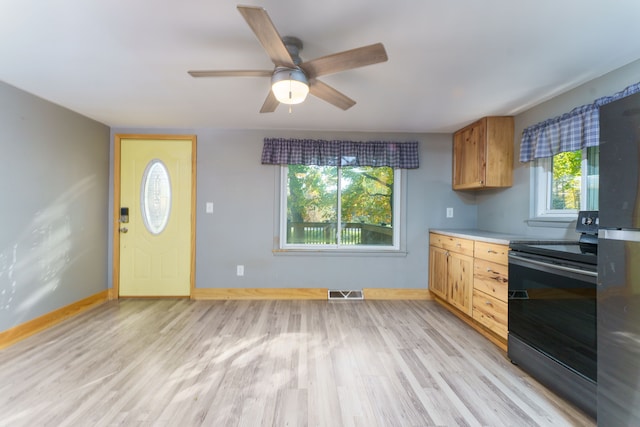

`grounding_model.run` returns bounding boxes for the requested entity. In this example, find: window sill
[272,249,407,257]
[526,216,577,228]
